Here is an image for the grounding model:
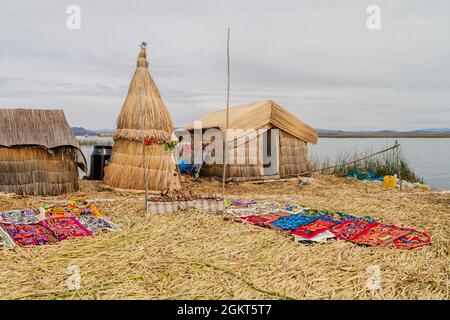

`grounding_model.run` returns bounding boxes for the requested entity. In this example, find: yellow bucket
[383,176,397,189]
